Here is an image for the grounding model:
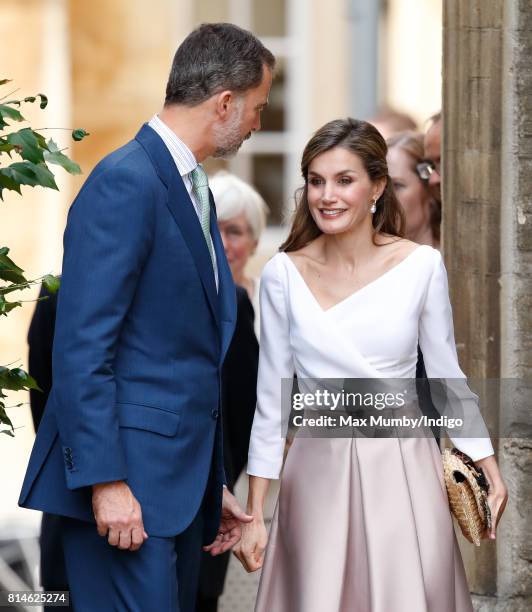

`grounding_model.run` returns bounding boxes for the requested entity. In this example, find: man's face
[213,65,273,158]
[423,119,442,199]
